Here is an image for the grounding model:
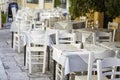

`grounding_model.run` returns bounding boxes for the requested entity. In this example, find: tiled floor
[0,29,52,80]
